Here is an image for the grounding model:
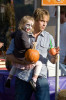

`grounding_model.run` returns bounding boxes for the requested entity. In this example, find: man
[0,38,4,55]
[0,42,4,49]
[6,8,59,100]
[60,6,66,64]
[55,6,66,64]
